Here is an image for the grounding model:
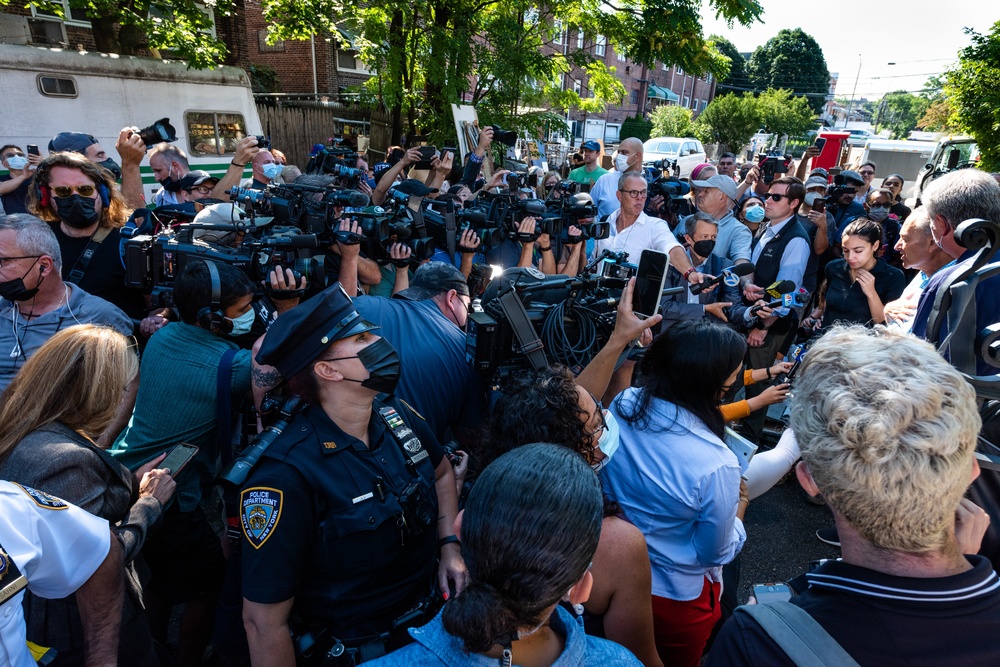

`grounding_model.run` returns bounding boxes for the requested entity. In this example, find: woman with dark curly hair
[601,321,749,667]
[480,365,663,667]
